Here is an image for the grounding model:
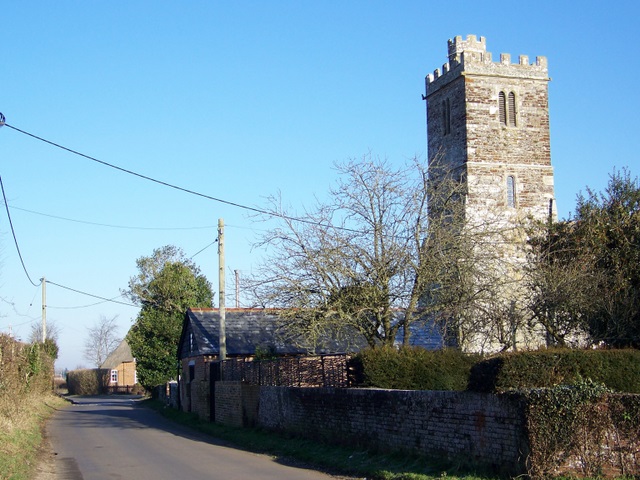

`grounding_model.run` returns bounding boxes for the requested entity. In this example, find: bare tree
[246,155,428,349]
[245,153,522,352]
[522,220,595,347]
[83,315,122,367]
[29,319,61,359]
[29,319,60,344]
[418,158,531,353]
